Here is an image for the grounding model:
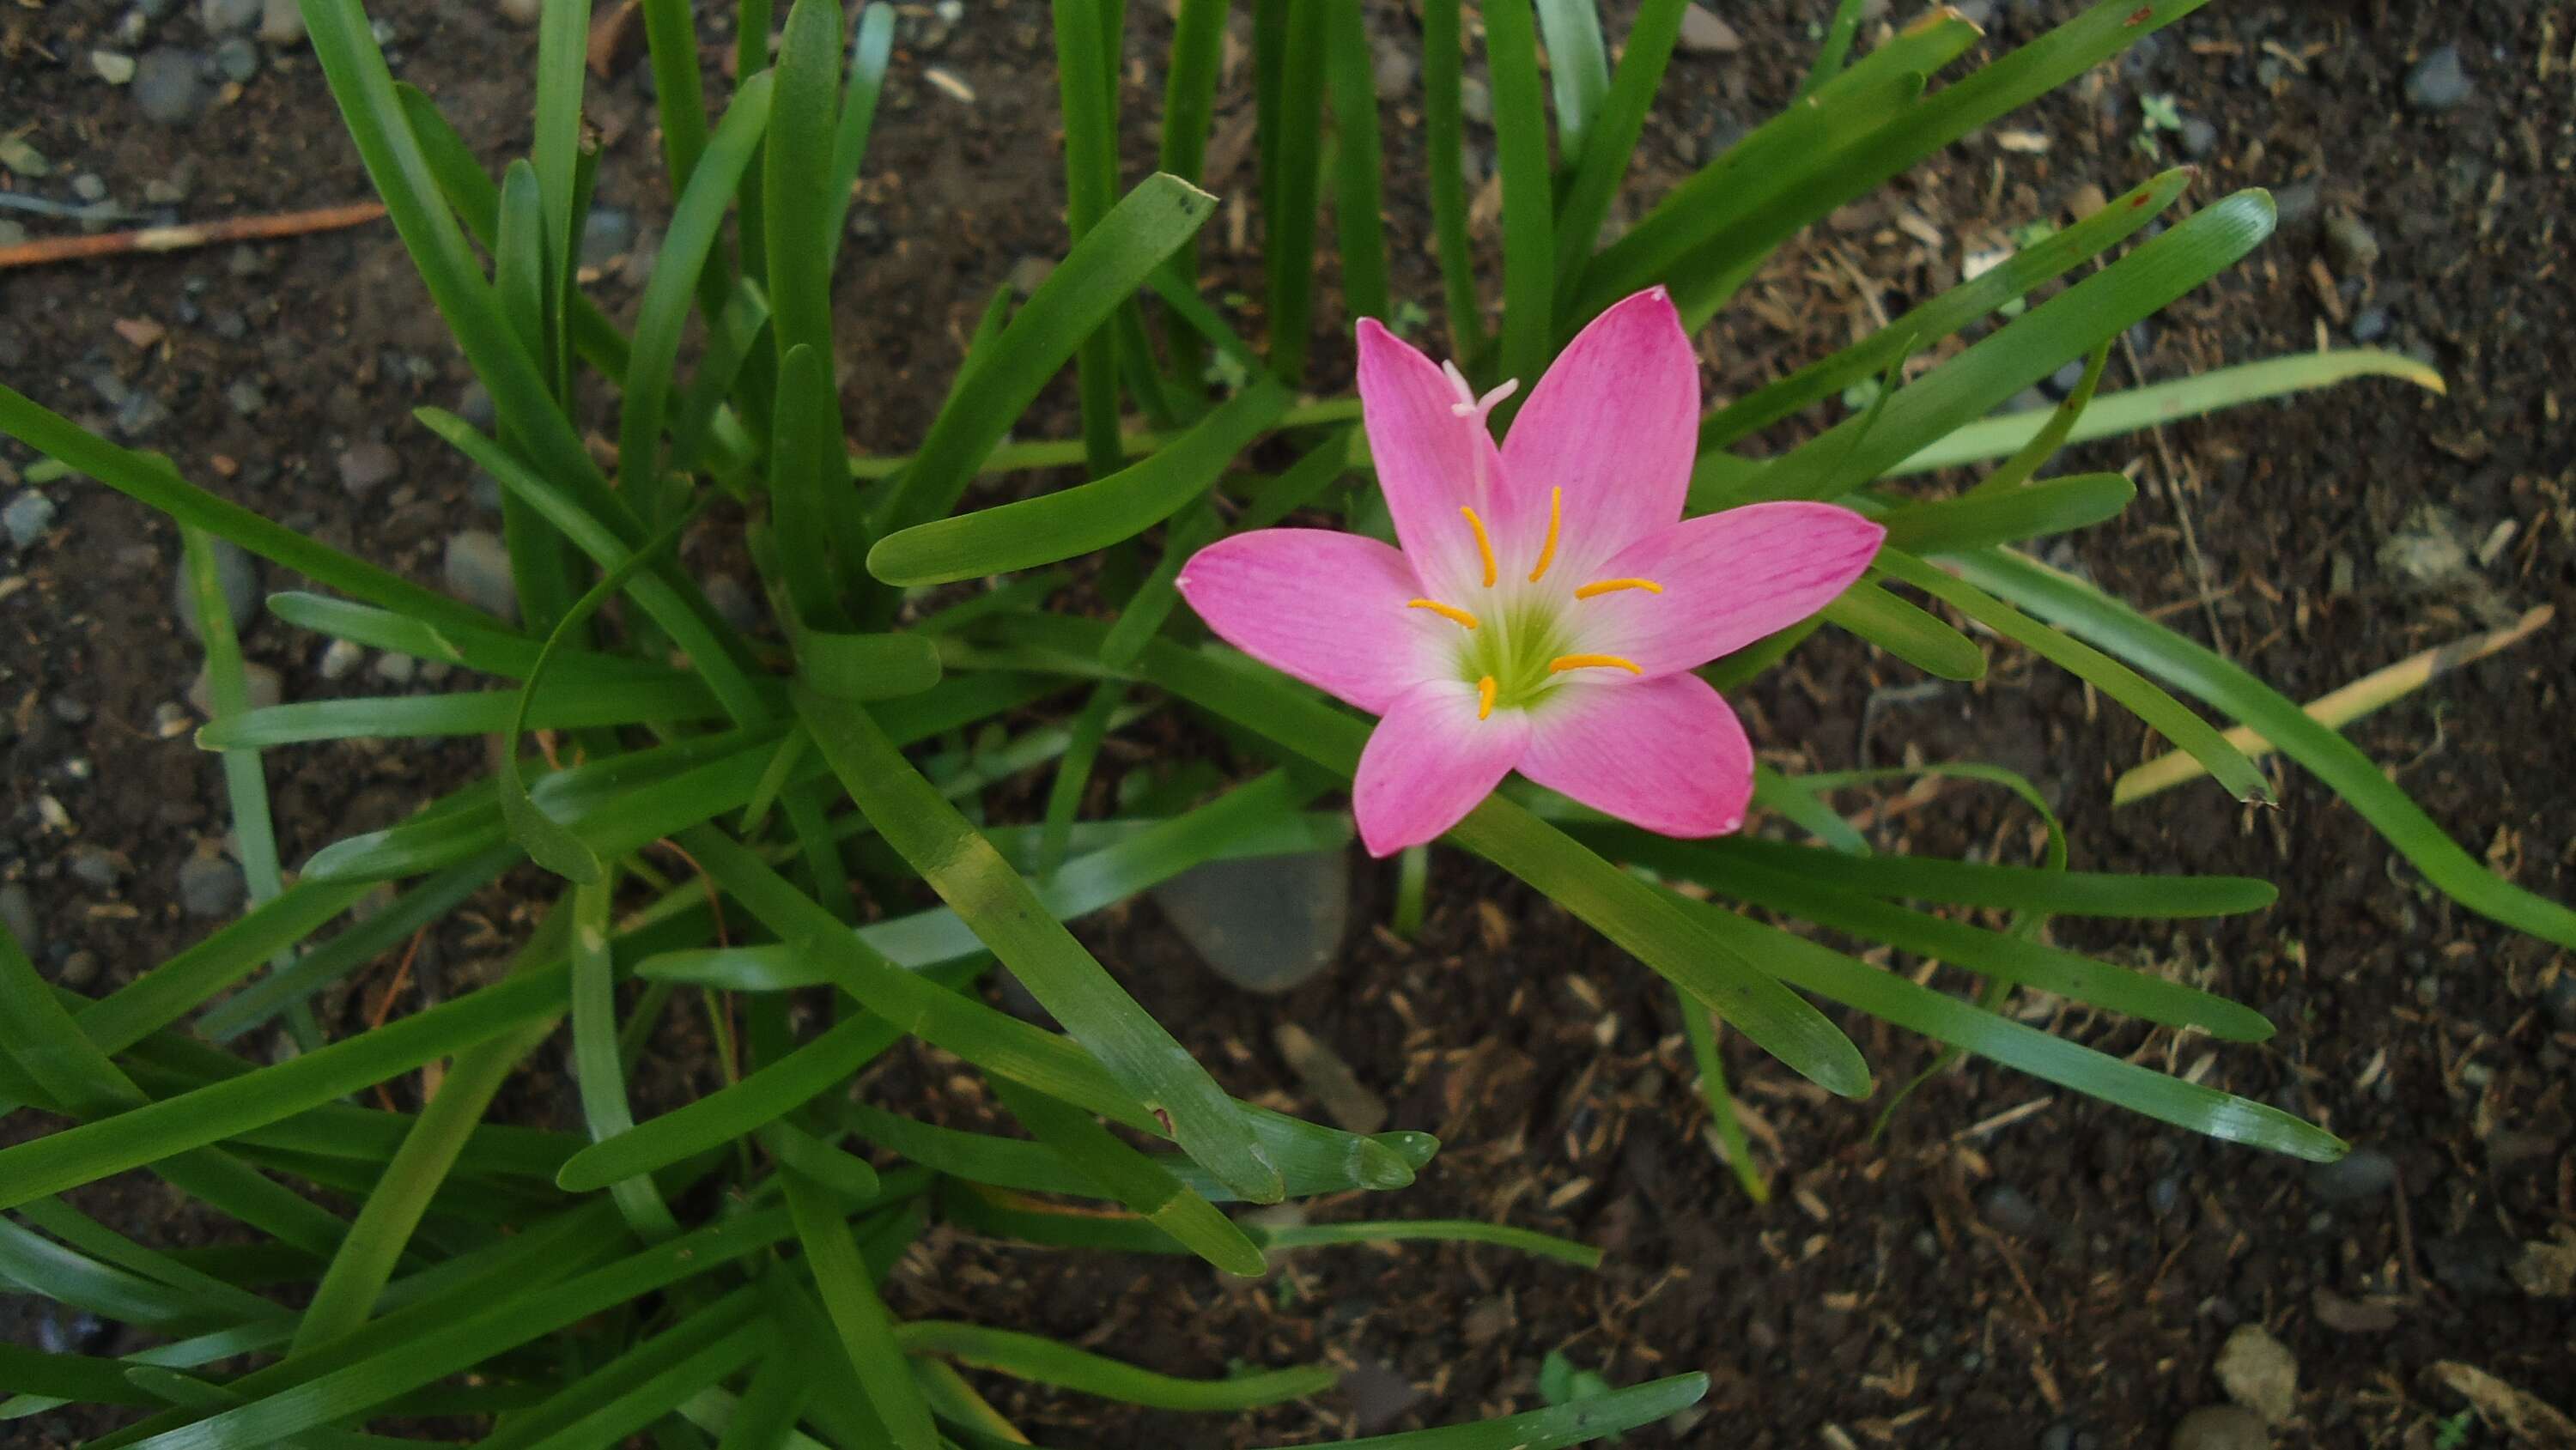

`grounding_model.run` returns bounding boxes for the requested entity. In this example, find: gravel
[2169,1405,2268,1450]
[213,36,259,82]
[132,48,210,124]
[178,854,246,918]
[0,882,37,952]
[442,529,518,622]
[172,537,258,636]
[335,440,400,496]
[2304,1147,2396,1204]
[4,490,58,549]
[2403,45,2472,112]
